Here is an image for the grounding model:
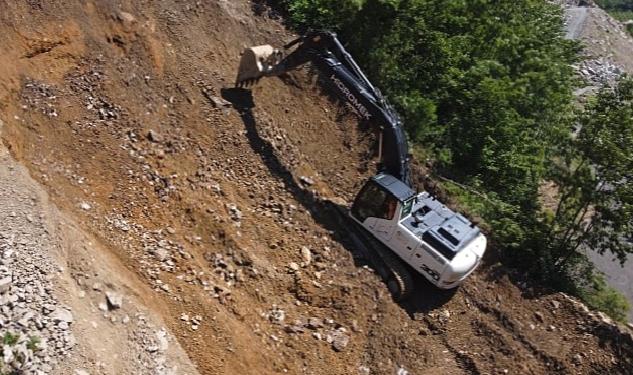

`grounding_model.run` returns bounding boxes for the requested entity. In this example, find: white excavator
[236,31,486,300]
